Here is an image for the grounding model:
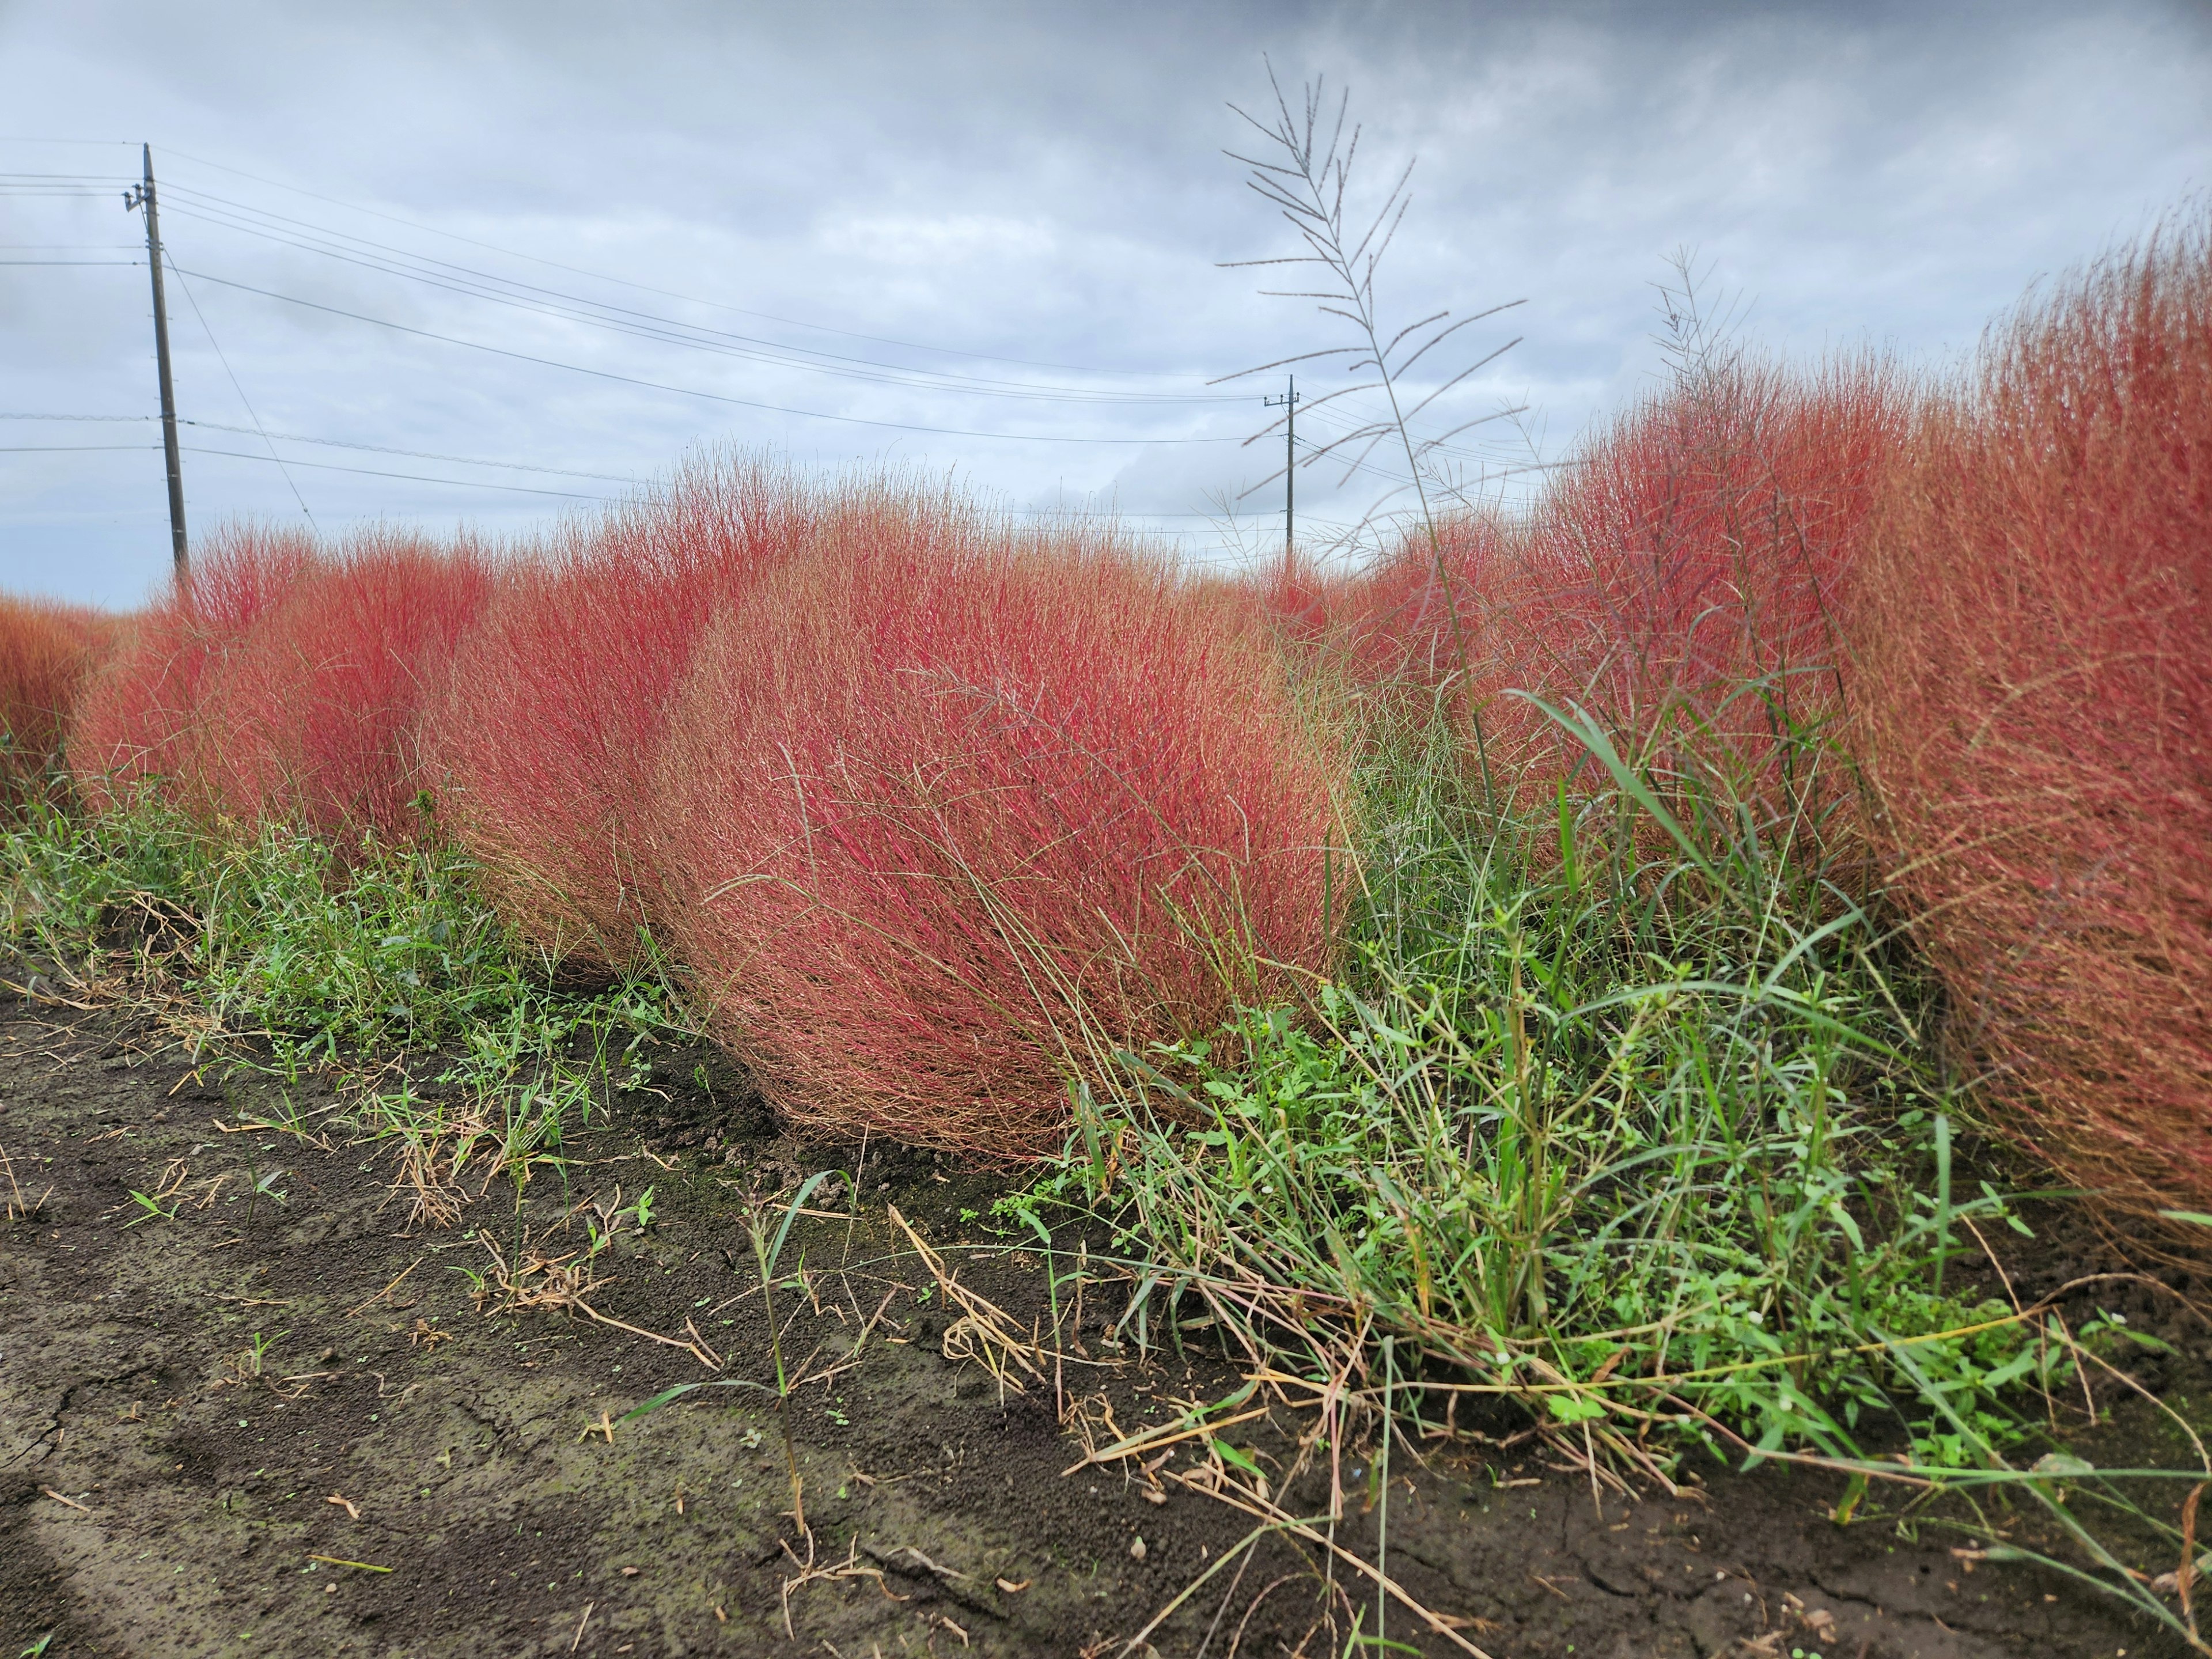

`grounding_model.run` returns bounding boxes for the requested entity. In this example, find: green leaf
[1547,1393,1608,1425]
[2028,1453,2095,1479]
[766,1169,836,1277]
